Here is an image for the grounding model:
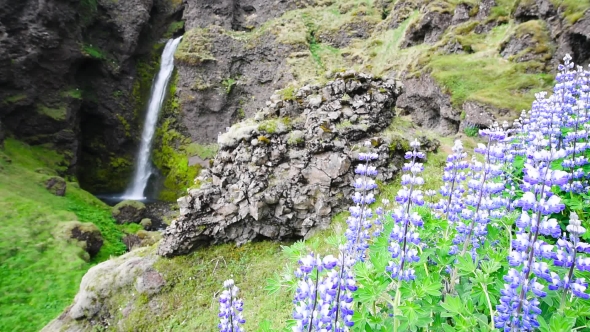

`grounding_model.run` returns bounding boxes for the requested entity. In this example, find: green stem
[480,282,495,329]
